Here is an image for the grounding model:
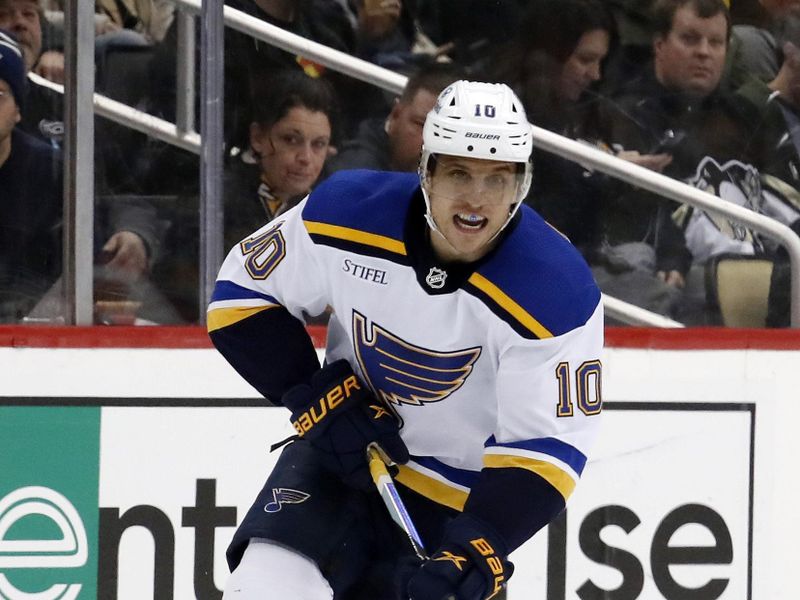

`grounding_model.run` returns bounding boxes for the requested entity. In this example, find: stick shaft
[367,444,428,560]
